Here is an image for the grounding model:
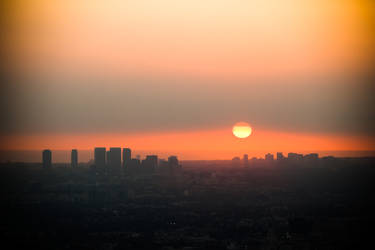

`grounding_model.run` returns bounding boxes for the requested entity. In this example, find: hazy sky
[1,0,374,158]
